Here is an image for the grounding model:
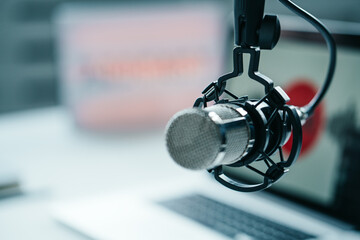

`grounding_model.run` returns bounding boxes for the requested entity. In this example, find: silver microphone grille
[165,104,252,170]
